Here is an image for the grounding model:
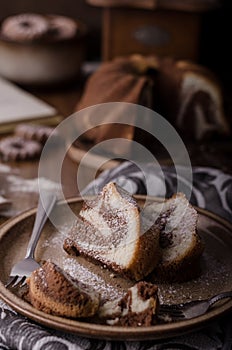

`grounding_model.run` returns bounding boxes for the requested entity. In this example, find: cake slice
[63,182,160,281]
[144,193,204,282]
[98,281,159,326]
[27,261,100,318]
